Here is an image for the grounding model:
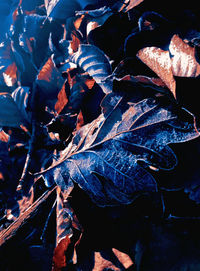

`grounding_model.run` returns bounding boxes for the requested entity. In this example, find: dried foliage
[1,0,200,270]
